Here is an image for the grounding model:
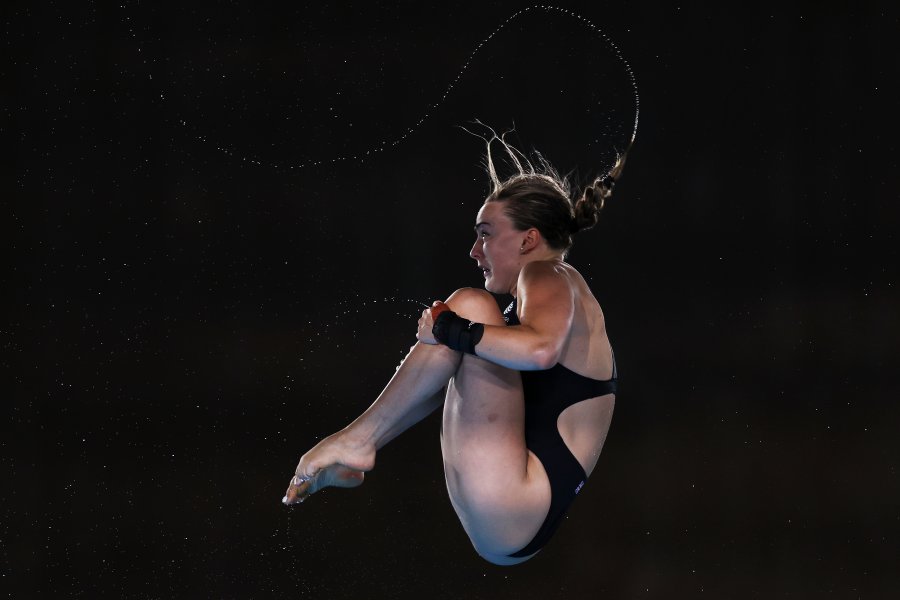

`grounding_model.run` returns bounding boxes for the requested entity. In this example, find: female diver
[283,137,628,565]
